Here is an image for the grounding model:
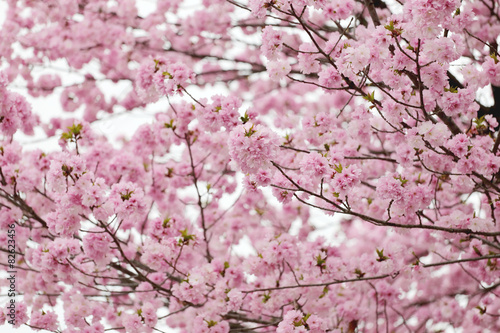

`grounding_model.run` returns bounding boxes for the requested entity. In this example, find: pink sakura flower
[30,310,58,331]
[45,209,81,238]
[0,206,22,229]
[277,310,305,333]
[141,302,158,327]
[330,164,362,196]
[108,182,147,229]
[135,60,160,102]
[82,323,105,333]
[261,26,284,60]
[48,238,80,261]
[226,289,244,312]
[375,281,400,303]
[261,235,298,265]
[484,114,499,131]
[343,44,371,73]
[13,302,28,328]
[299,152,329,177]
[456,154,478,174]
[228,123,280,174]
[376,173,405,202]
[172,281,206,304]
[1,89,37,136]
[420,62,448,91]
[199,95,242,131]
[461,63,488,88]
[418,121,450,147]
[136,57,195,99]
[423,38,460,63]
[0,141,21,166]
[141,240,173,271]
[395,143,415,167]
[31,74,61,97]
[445,133,470,158]
[271,173,295,204]
[80,176,106,208]
[122,313,144,333]
[46,152,87,192]
[318,67,342,90]
[153,61,195,96]
[306,314,327,332]
[297,43,320,75]
[245,169,273,192]
[248,0,267,18]
[266,59,291,81]
[82,231,113,265]
[482,57,500,85]
[324,0,355,21]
